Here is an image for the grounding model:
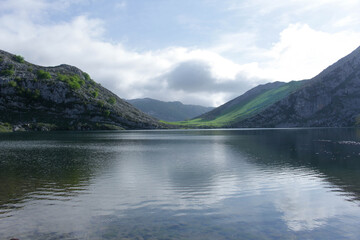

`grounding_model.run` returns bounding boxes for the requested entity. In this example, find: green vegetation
[83,72,91,81]
[15,76,23,83]
[107,97,116,105]
[57,73,85,90]
[0,65,15,77]
[8,80,17,87]
[83,72,96,85]
[27,67,33,72]
[13,55,25,63]
[104,110,111,117]
[97,100,105,108]
[14,86,40,99]
[168,81,305,127]
[0,122,12,132]
[91,88,99,98]
[0,69,14,76]
[33,89,41,99]
[37,70,52,80]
